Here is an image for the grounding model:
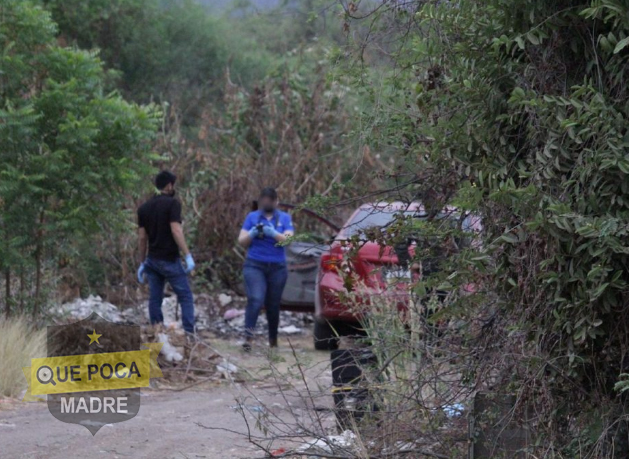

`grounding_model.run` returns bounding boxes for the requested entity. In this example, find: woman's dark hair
[155,170,177,190]
[259,187,278,200]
